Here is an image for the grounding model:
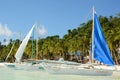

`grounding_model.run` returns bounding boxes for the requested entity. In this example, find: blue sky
[0,0,120,44]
